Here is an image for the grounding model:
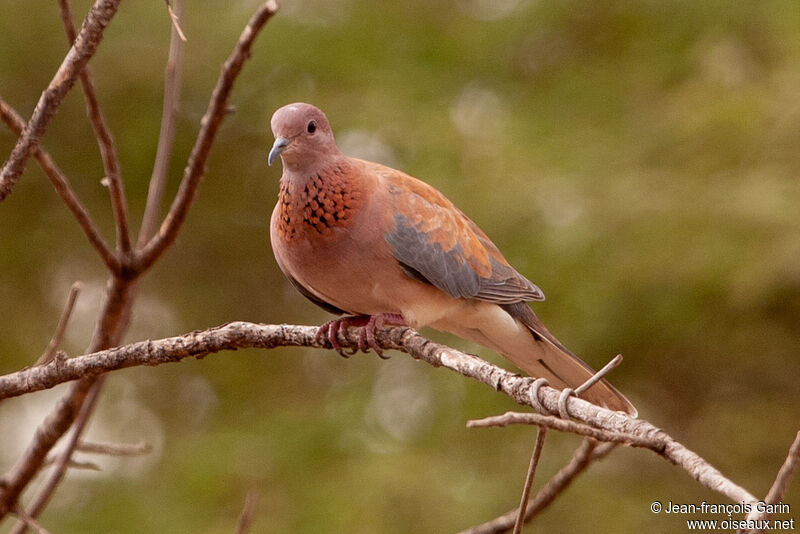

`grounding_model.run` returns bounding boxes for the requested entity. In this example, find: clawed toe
[316,318,359,357]
[356,325,389,359]
[316,313,406,358]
